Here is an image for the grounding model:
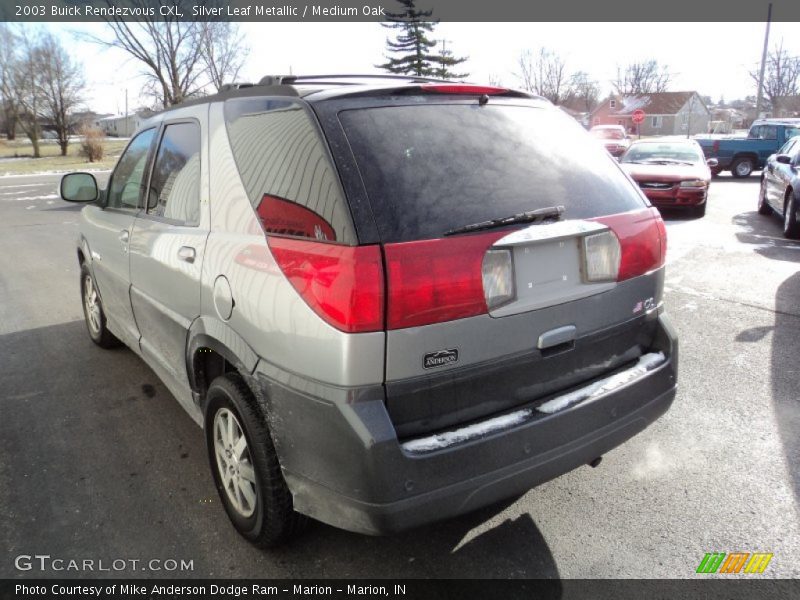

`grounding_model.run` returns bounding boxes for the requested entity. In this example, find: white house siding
[674,98,710,135]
